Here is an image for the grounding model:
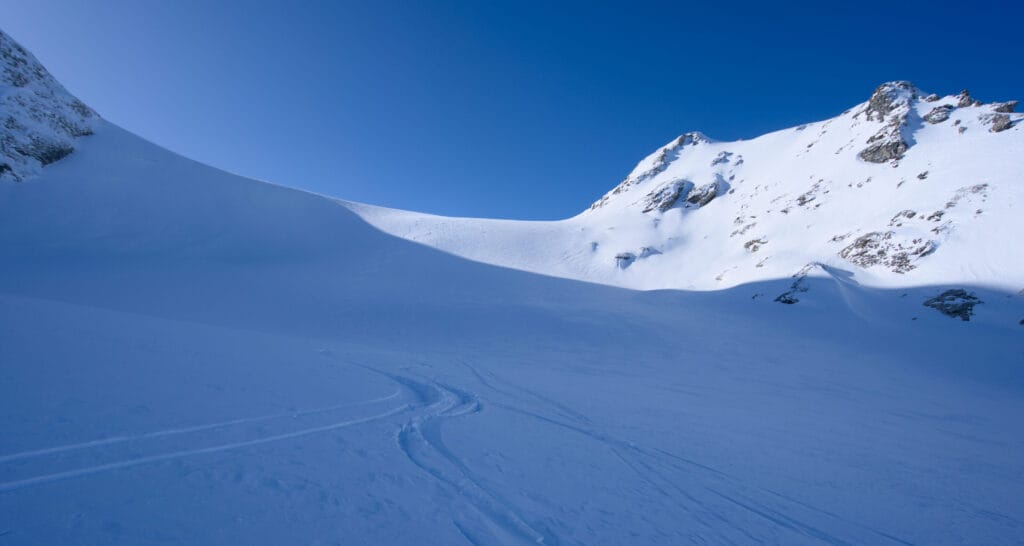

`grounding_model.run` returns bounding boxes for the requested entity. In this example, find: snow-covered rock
[3,28,1024,546]
[353,80,1024,296]
[0,29,97,182]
